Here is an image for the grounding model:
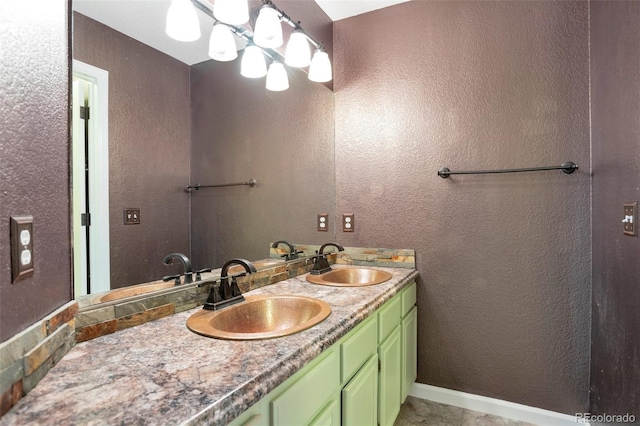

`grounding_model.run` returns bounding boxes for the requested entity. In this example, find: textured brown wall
[190,59,335,268]
[590,1,640,417]
[73,13,191,288]
[0,0,72,343]
[334,1,591,413]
